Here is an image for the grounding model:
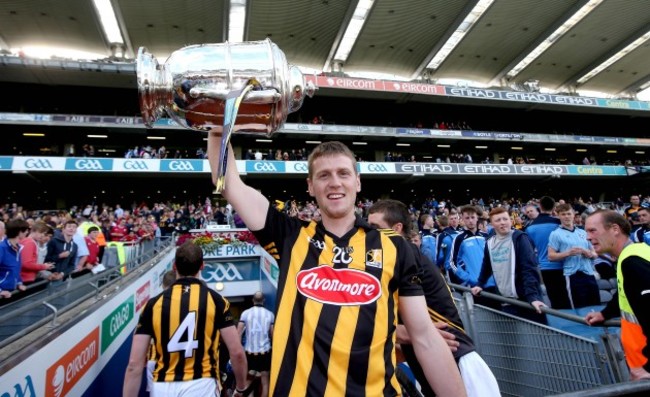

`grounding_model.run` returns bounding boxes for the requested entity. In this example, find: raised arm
[207,130,270,231]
